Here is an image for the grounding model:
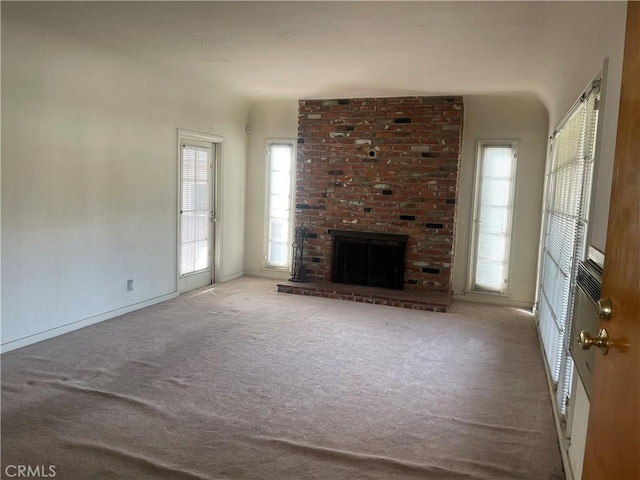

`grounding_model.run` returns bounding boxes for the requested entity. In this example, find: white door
[178,140,215,293]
